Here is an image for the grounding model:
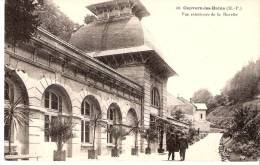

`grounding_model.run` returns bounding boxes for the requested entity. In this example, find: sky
[53,0,260,99]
